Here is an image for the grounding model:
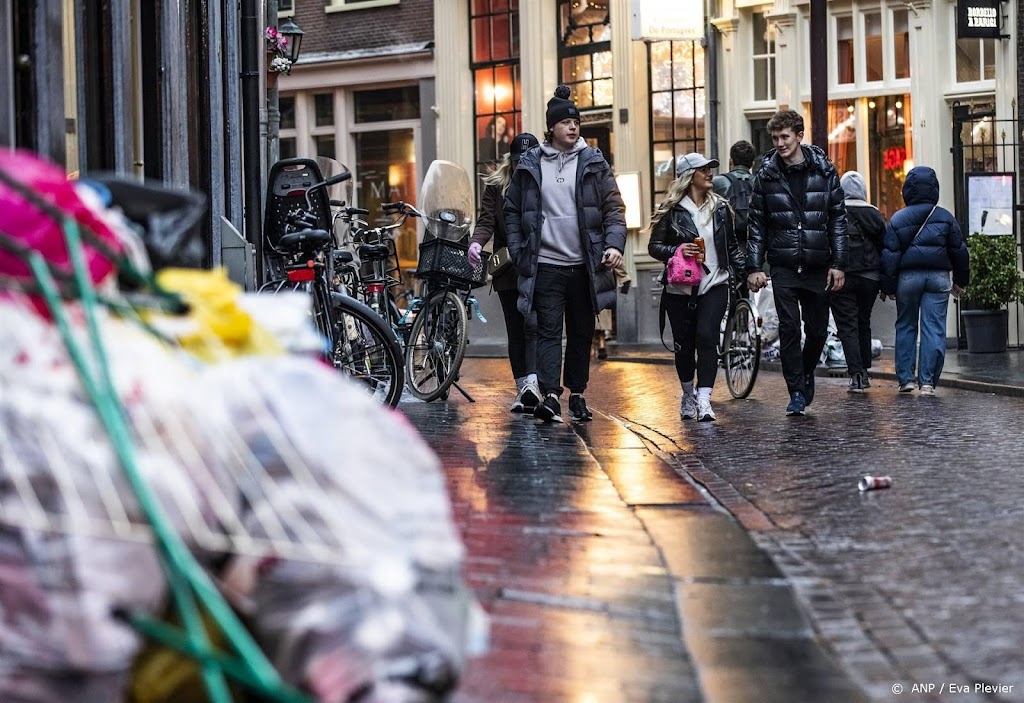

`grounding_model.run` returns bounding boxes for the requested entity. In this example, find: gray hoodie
[537,138,588,266]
